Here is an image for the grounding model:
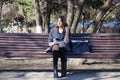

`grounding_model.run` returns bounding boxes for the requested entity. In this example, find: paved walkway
[0,70,120,80]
